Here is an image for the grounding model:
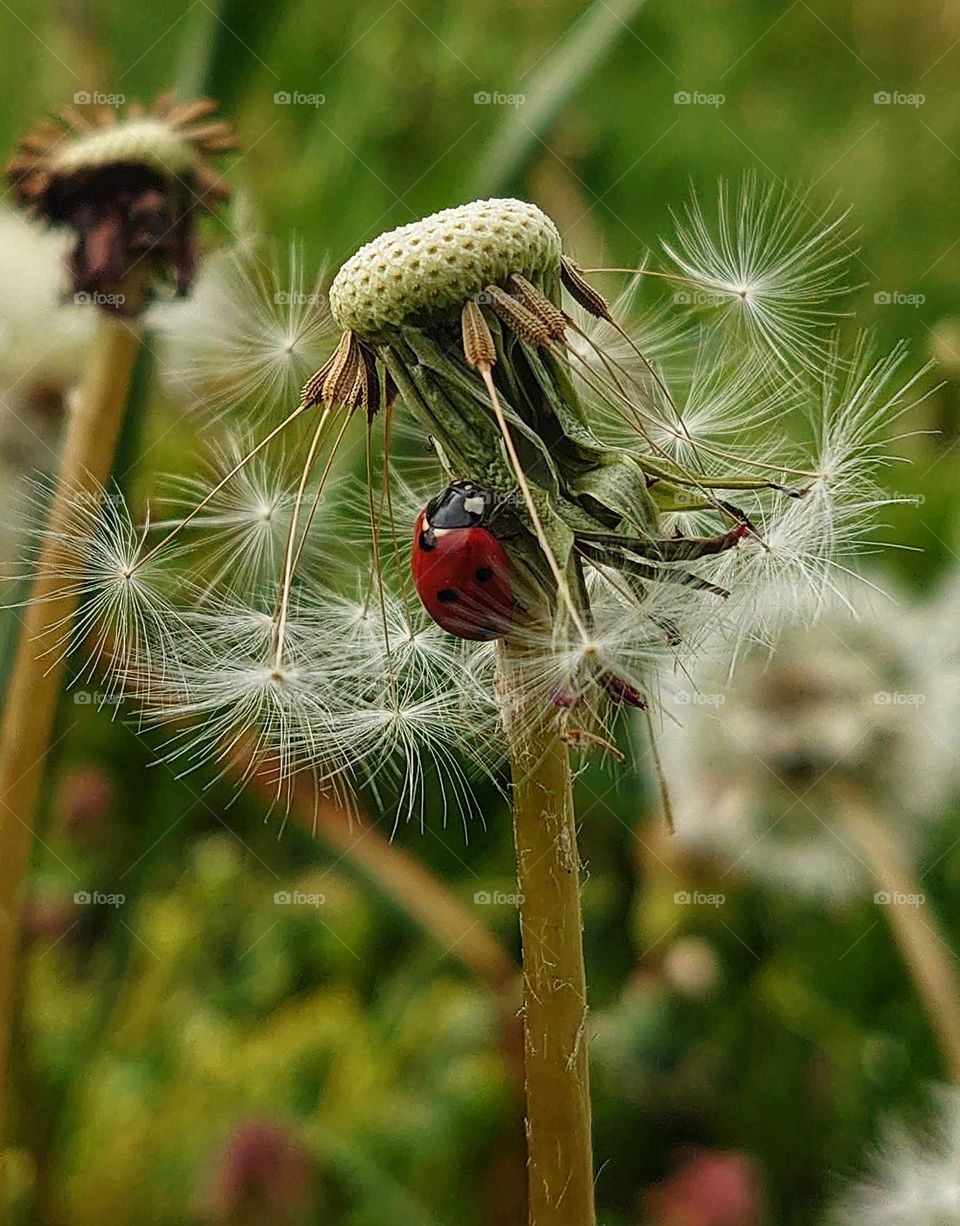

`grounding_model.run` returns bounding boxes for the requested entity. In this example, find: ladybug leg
[485,497,527,542]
